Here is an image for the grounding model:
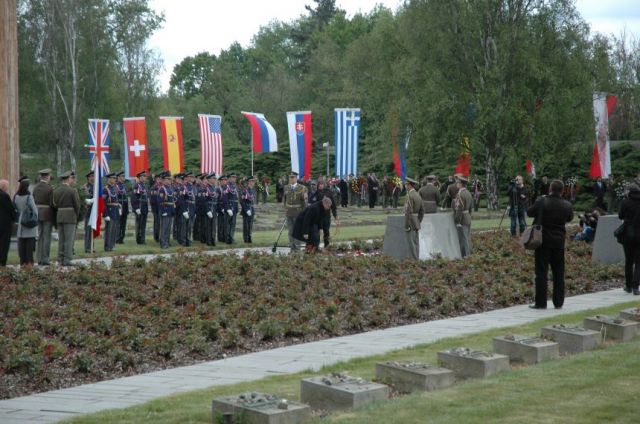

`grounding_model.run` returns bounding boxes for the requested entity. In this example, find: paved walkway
[0,288,635,423]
